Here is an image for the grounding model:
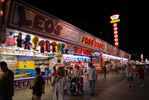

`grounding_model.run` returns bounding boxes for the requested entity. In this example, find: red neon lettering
[33,15,45,31]
[91,39,94,46]
[94,39,97,47]
[82,36,106,51]
[85,37,88,44]
[82,36,85,43]
[88,38,91,45]
[75,49,78,53]
[98,43,101,49]
[102,44,105,50]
